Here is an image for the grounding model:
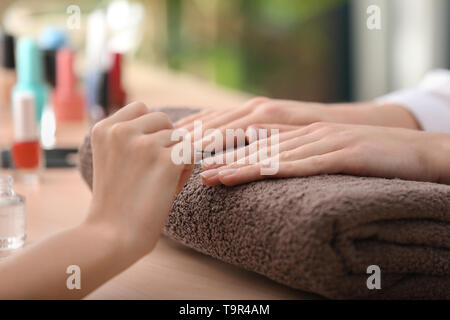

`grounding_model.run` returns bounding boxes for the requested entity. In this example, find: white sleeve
[375,69,450,133]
